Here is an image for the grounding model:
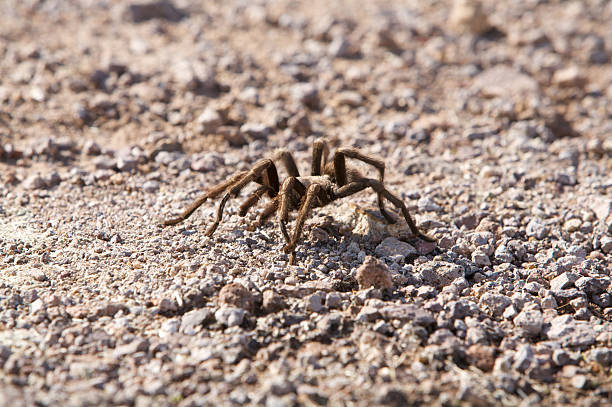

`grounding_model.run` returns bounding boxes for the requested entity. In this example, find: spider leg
[275,149,301,177]
[249,196,280,230]
[311,138,330,176]
[162,170,248,226]
[261,159,280,198]
[282,183,321,263]
[333,179,435,242]
[239,185,273,217]
[205,193,230,236]
[332,148,394,223]
[204,159,279,237]
[278,177,307,243]
[379,186,436,242]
